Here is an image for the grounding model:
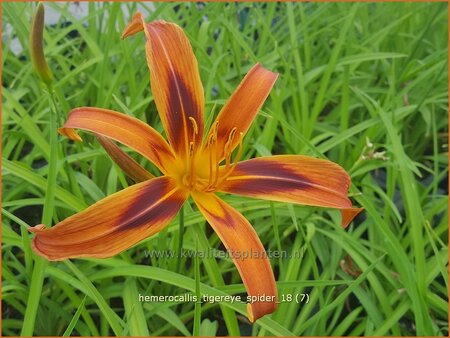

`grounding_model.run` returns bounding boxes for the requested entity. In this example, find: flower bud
[30,3,52,86]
